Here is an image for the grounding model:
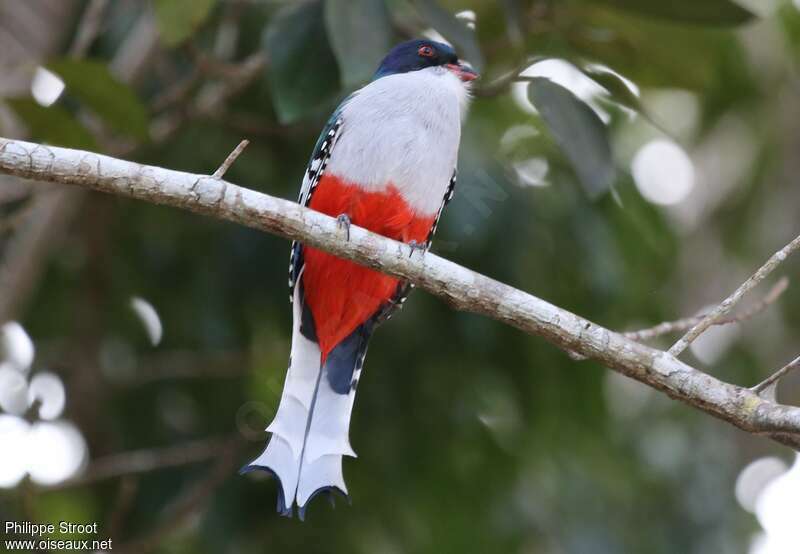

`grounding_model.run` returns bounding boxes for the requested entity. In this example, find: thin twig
[114,438,243,554]
[150,65,202,113]
[473,57,543,97]
[212,139,249,179]
[107,476,139,539]
[0,197,37,234]
[624,277,789,342]
[45,436,231,490]
[213,110,311,139]
[68,0,109,58]
[189,44,252,79]
[127,350,248,386]
[669,236,800,356]
[569,278,788,360]
[753,355,800,395]
[150,48,254,113]
[149,51,267,144]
